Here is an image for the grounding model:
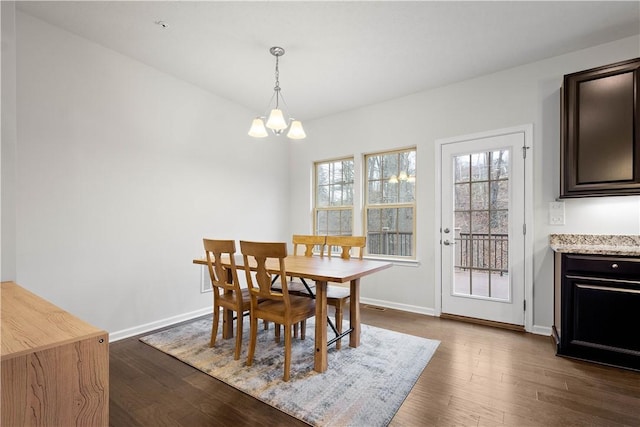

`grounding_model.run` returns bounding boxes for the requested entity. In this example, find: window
[365,148,416,258]
[314,158,355,236]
